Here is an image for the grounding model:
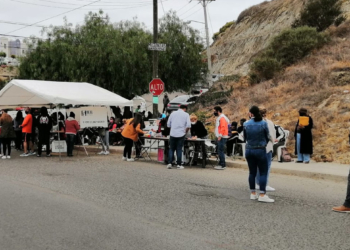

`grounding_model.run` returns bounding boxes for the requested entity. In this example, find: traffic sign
[149,78,165,96]
[148,43,166,51]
